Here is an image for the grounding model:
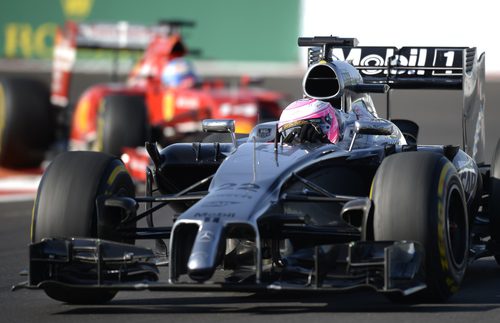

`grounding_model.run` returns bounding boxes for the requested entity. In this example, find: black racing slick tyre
[0,78,53,168]
[96,94,149,156]
[372,151,469,302]
[32,151,135,304]
[489,138,500,264]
